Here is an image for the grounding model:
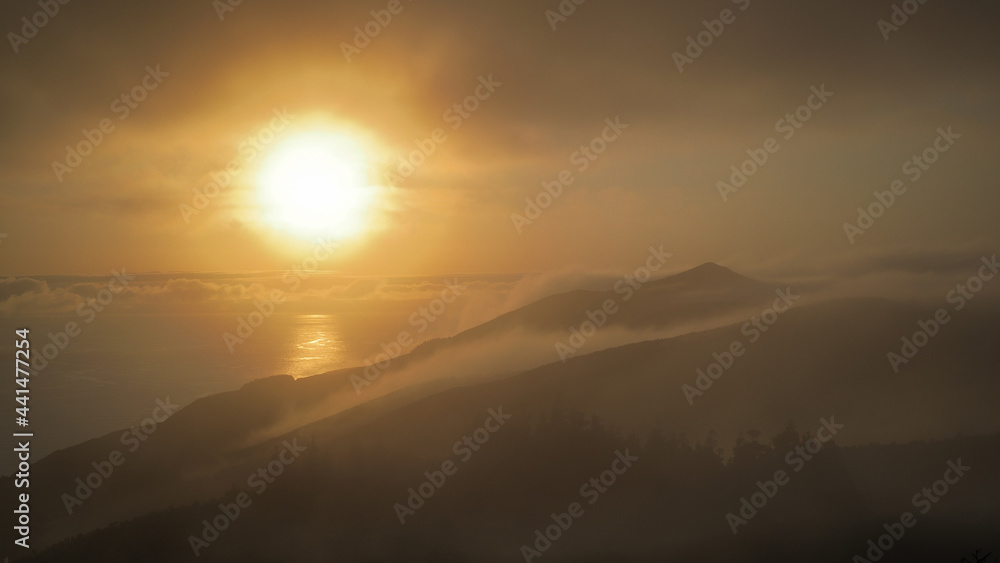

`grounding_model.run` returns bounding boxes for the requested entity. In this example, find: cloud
[0,273,523,318]
[0,276,48,303]
[0,277,78,315]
